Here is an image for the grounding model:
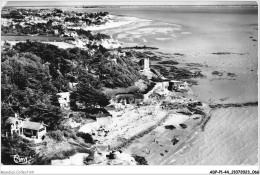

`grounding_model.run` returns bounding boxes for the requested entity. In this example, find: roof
[22,121,44,130]
[5,117,18,124]
[116,94,135,99]
[57,92,70,96]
